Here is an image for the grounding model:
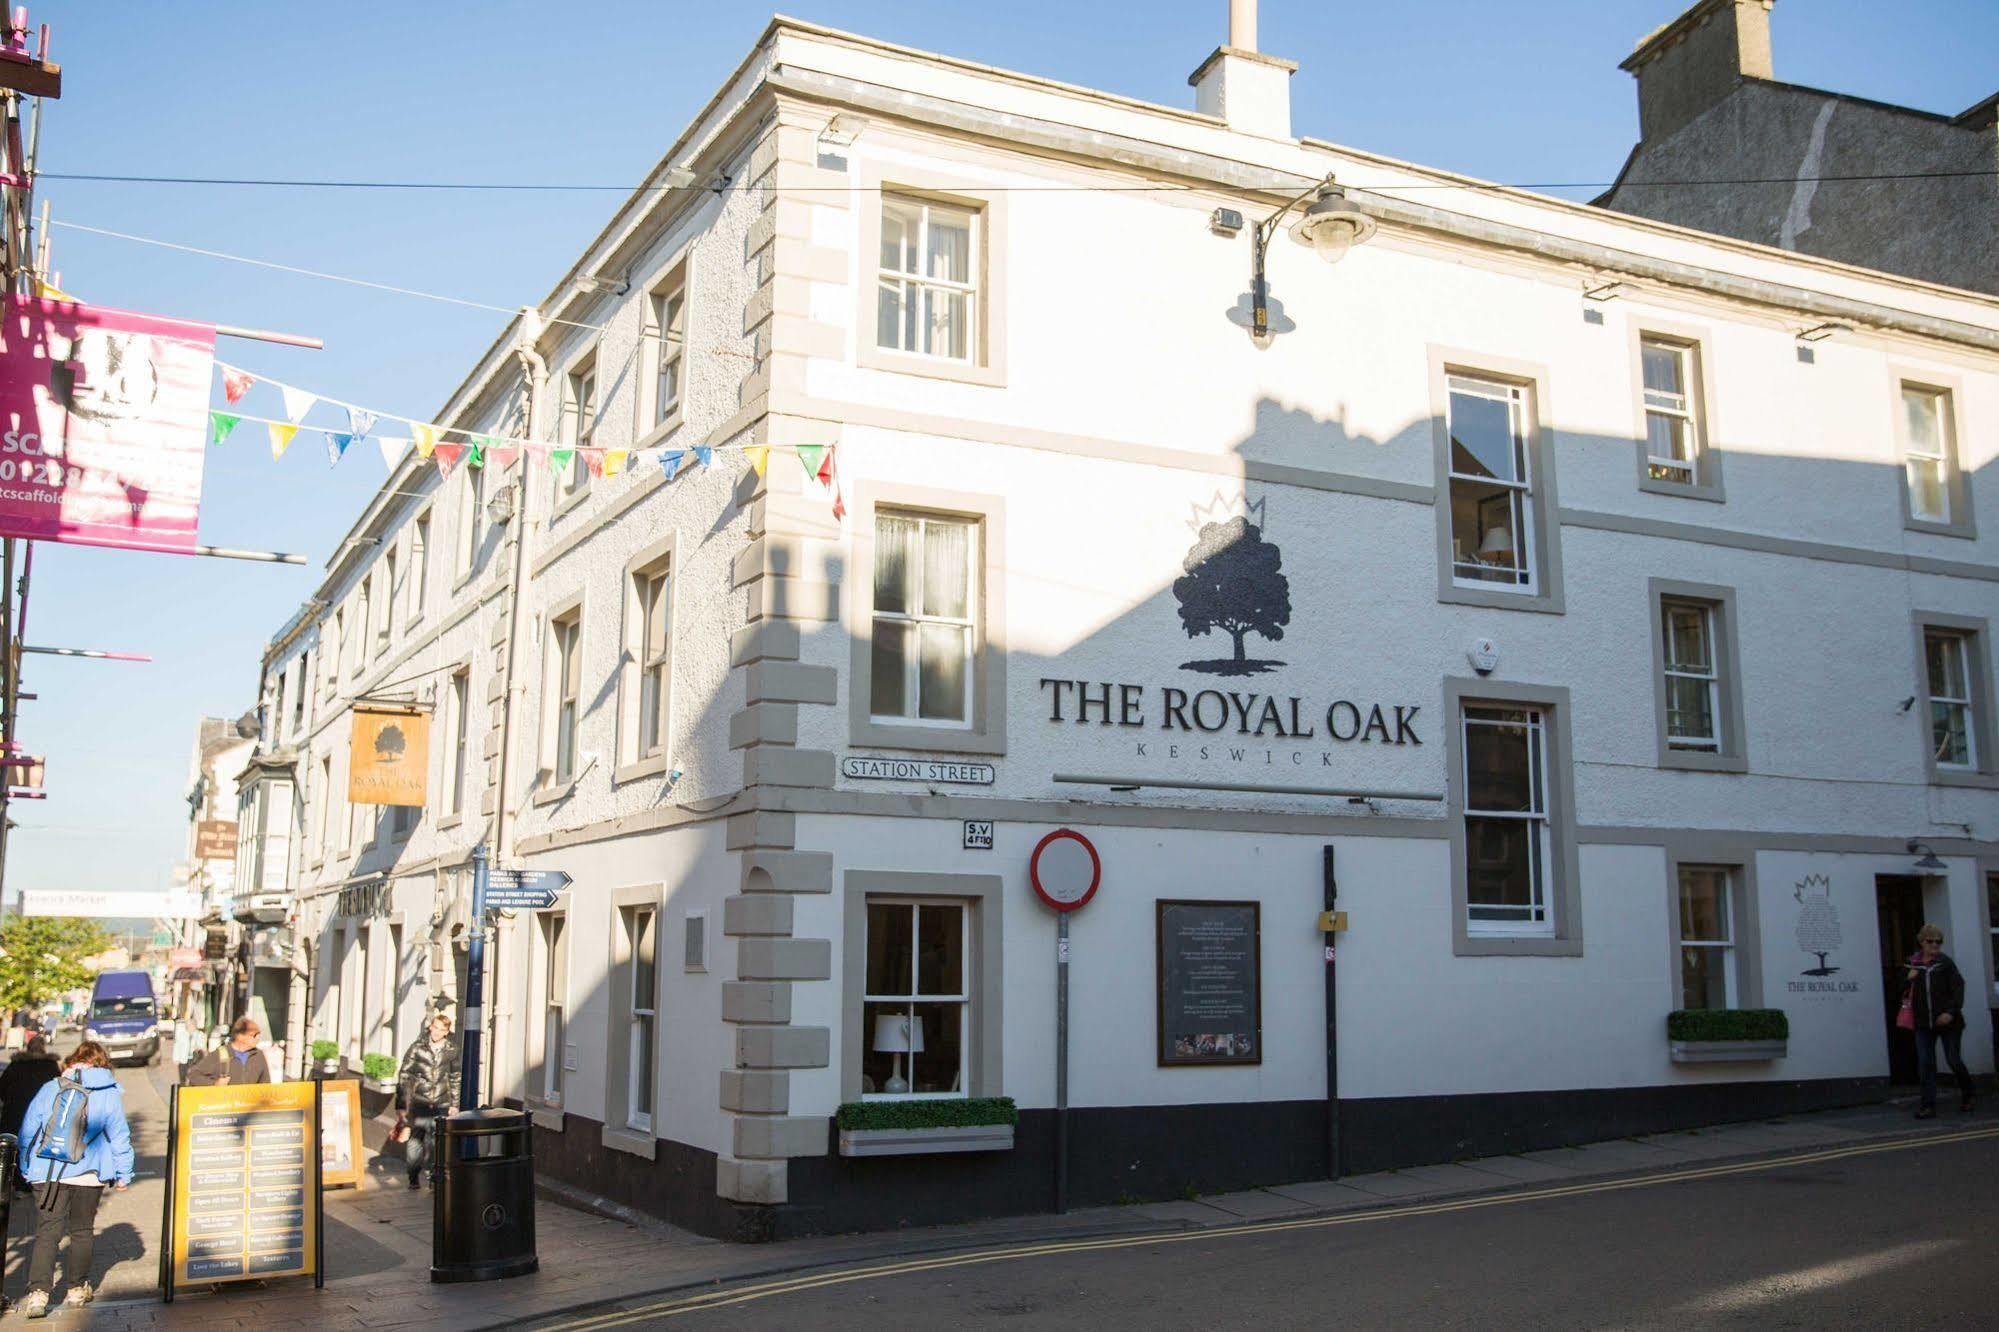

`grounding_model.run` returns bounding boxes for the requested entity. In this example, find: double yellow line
[534,1124,1999,1329]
